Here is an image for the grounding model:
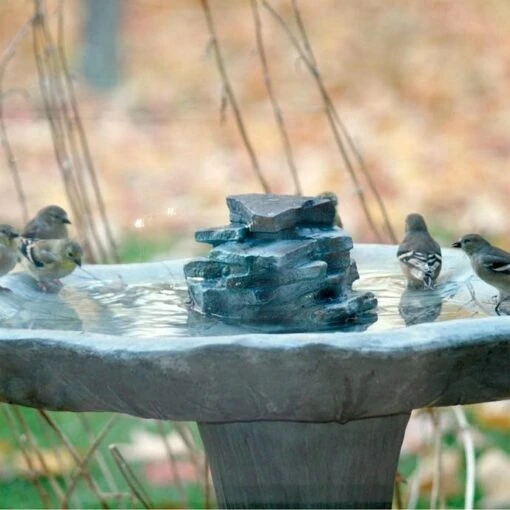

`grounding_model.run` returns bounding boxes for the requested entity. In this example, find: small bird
[19,238,82,292]
[22,205,71,240]
[452,234,510,314]
[317,191,343,228]
[397,213,442,289]
[0,224,19,290]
